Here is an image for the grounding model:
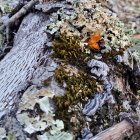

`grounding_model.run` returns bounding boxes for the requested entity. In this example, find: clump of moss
[53,67,97,109]
[47,0,132,51]
[102,49,124,60]
[53,35,92,68]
